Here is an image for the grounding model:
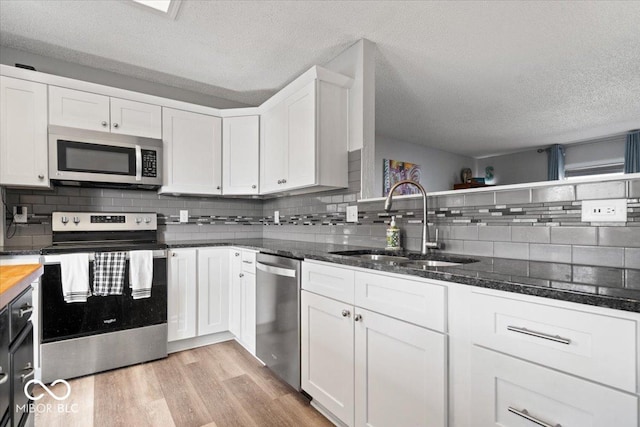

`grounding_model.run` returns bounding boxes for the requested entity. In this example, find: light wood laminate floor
[34,340,332,427]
